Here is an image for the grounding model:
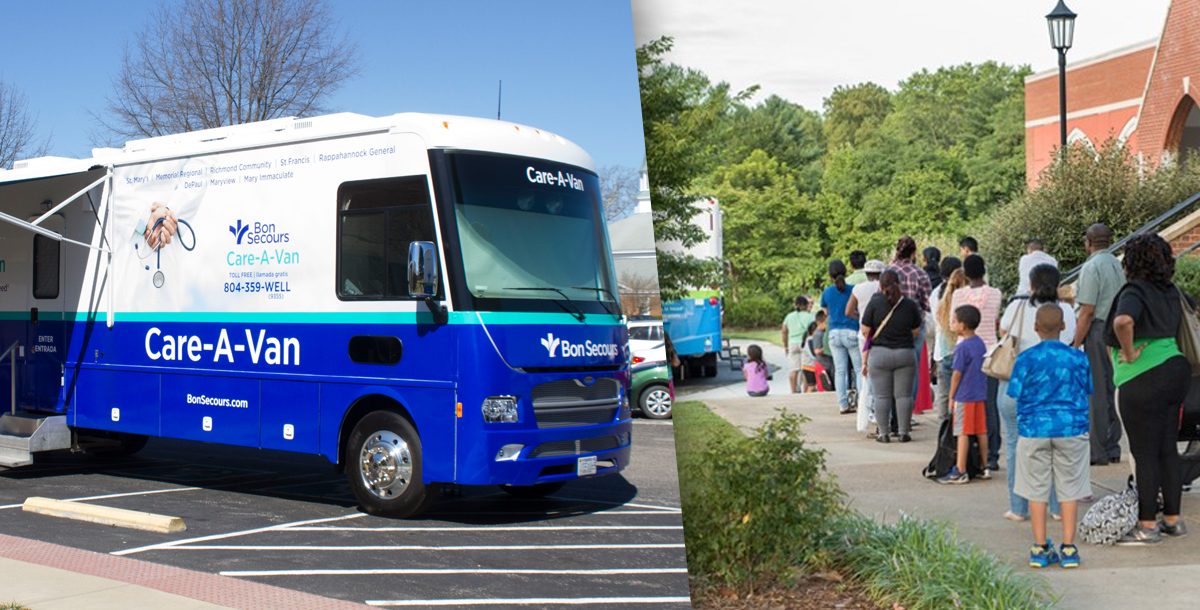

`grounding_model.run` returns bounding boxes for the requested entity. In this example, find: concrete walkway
[692,339,1200,610]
